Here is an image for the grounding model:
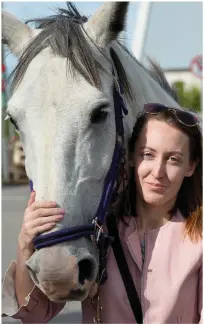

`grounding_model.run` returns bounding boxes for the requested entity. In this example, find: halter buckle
[91,218,104,243]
